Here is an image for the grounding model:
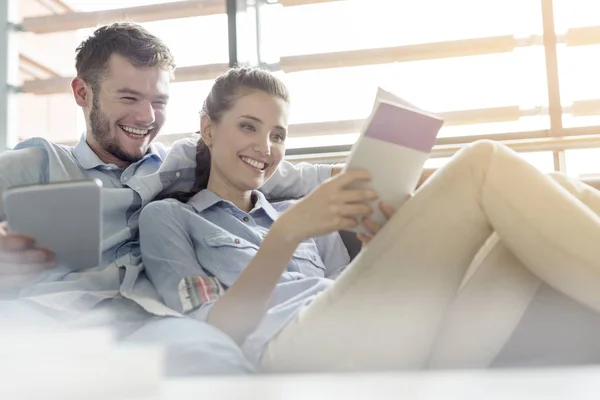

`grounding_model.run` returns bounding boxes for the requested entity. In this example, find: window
[260,0,600,175]
[161,80,215,136]
[272,0,542,56]
[69,1,229,140]
[13,0,600,176]
[424,152,555,174]
[259,0,553,159]
[565,149,600,177]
